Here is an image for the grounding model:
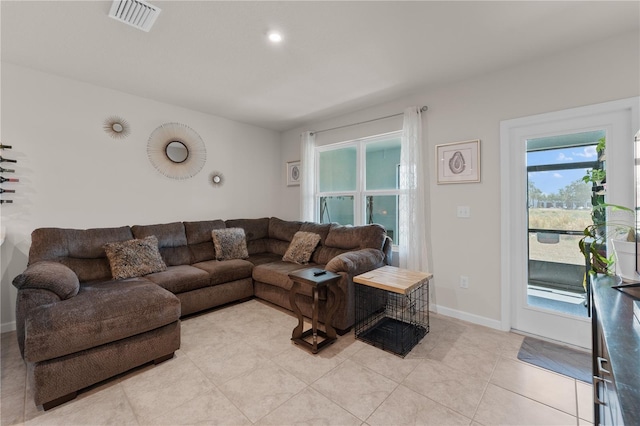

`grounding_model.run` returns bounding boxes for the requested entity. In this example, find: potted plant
[611,231,639,282]
[578,137,638,279]
[581,137,607,229]
[579,203,636,277]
